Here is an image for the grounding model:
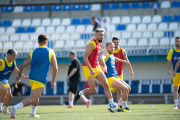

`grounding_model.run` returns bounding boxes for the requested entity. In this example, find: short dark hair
[92,17,95,20]
[112,37,120,42]
[70,51,76,56]
[106,42,114,47]
[38,34,48,43]
[175,37,180,40]
[7,49,17,55]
